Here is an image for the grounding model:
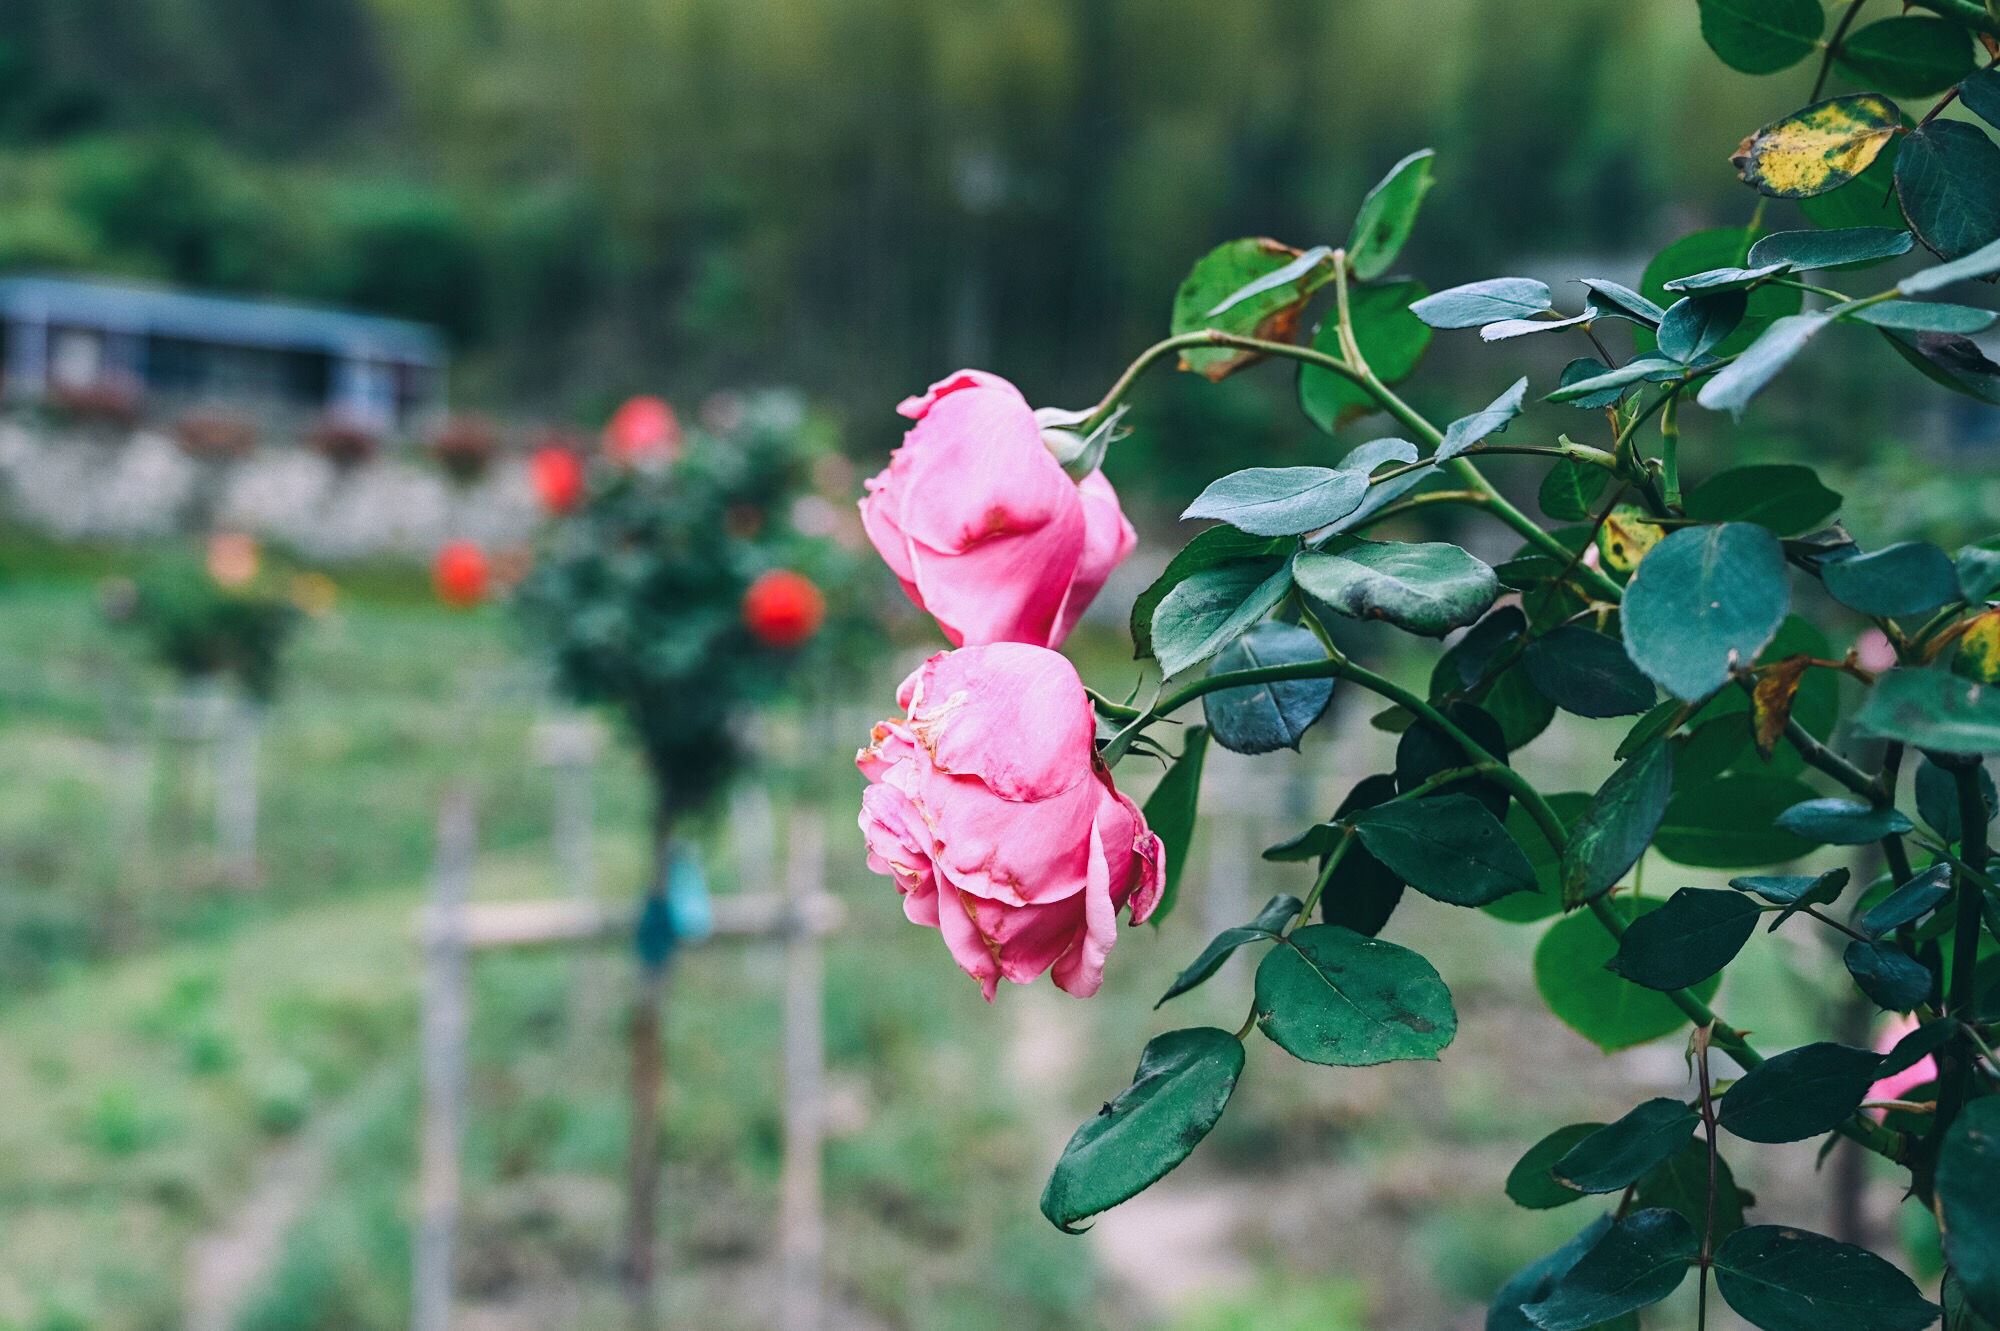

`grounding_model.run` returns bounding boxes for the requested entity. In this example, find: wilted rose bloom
[860,370,1136,648]
[207,532,260,589]
[857,643,1162,999]
[432,540,489,609]
[604,395,682,467]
